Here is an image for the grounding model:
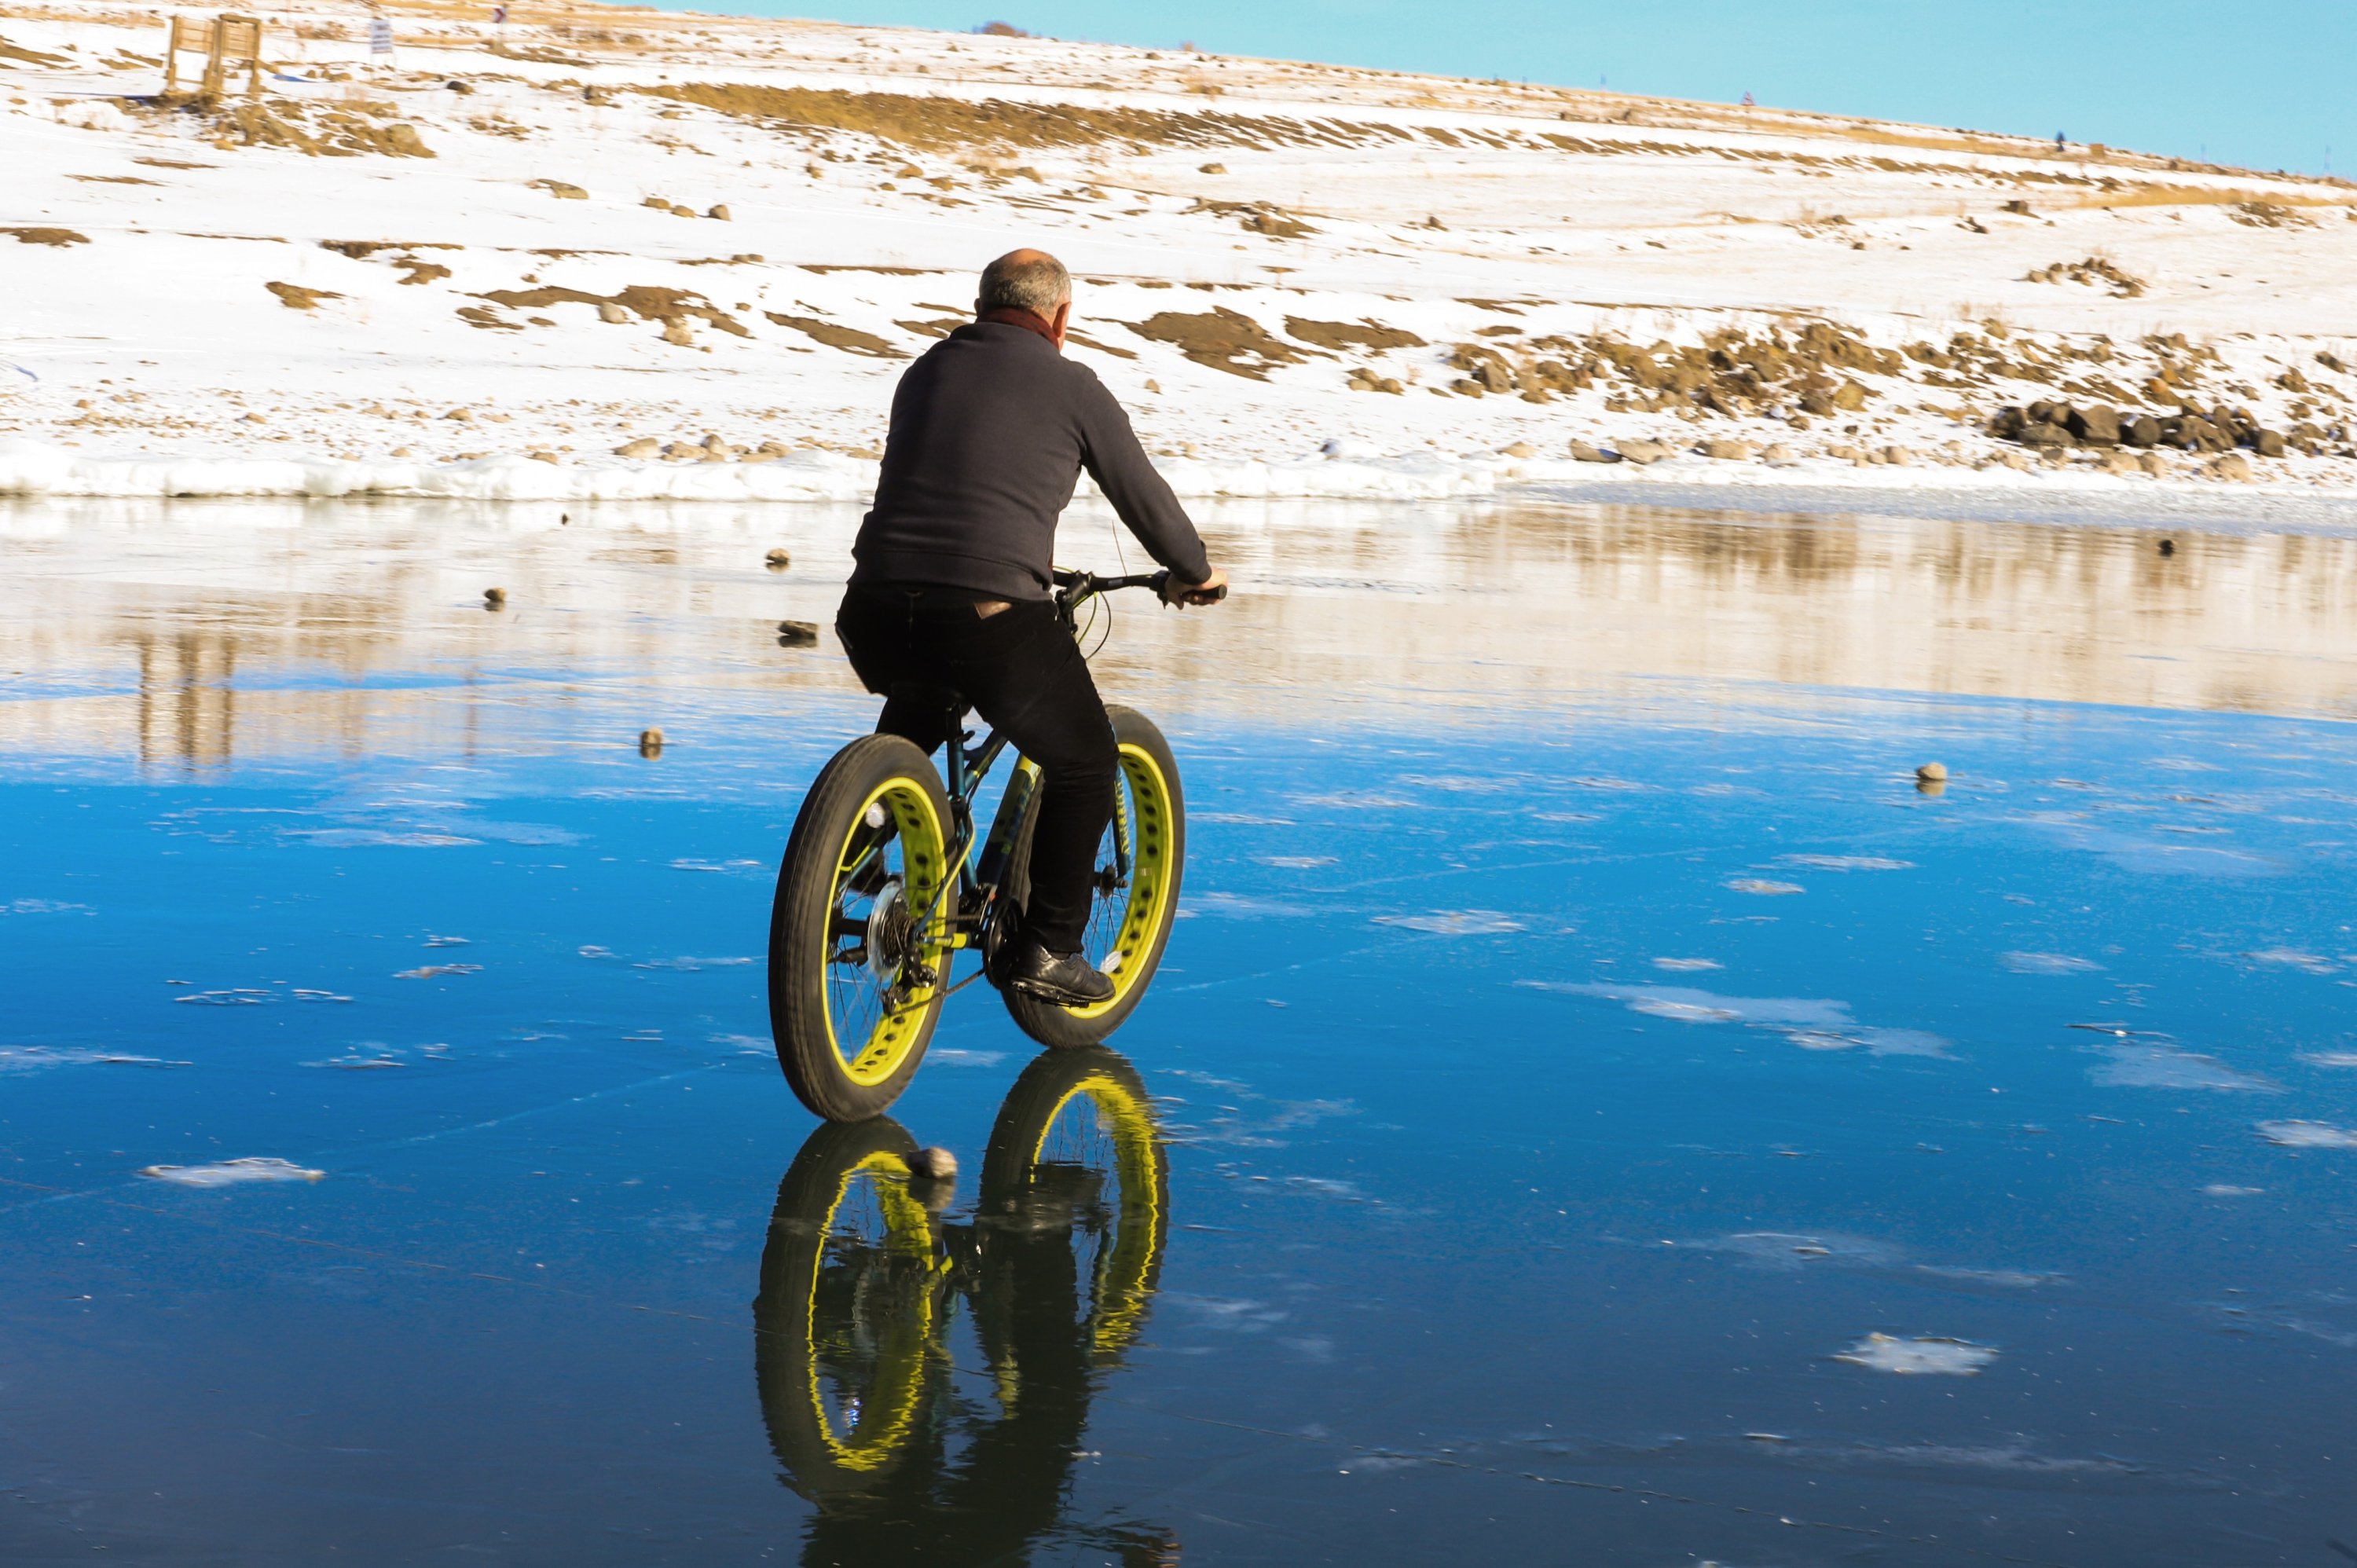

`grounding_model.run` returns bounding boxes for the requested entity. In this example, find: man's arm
[1074,374,1214,585]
